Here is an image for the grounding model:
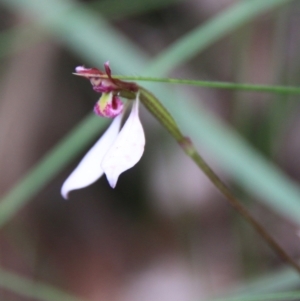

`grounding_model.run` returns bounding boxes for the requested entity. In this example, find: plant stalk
[140,87,300,275]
